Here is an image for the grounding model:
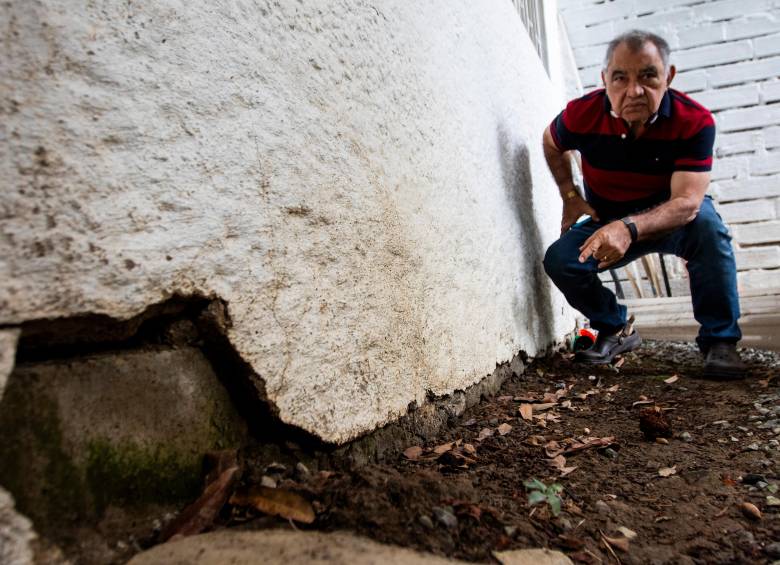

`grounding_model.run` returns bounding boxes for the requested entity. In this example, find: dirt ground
[230,340,780,565]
